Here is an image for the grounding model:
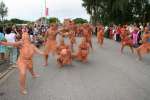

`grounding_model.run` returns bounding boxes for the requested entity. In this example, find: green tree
[73,18,88,24]
[10,18,29,24]
[48,17,60,24]
[0,1,8,21]
[82,0,150,24]
[82,0,101,25]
